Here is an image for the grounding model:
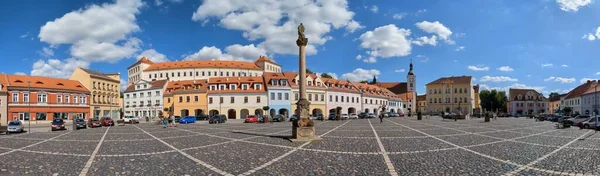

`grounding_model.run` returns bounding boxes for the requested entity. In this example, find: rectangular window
[23,93,29,102]
[202,71,205,76]
[285,93,289,100]
[220,97,223,104]
[155,100,159,105]
[57,94,62,103]
[256,96,261,103]
[271,93,275,100]
[308,94,312,101]
[208,72,211,76]
[12,93,18,102]
[209,97,213,104]
[244,96,248,103]
[295,93,299,100]
[231,97,235,103]
[278,93,282,100]
[178,72,181,77]
[179,96,183,102]
[321,95,324,101]
[155,91,160,96]
[330,95,333,102]
[65,95,70,103]
[195,96,199,102]
[335,96,338,102]
[81,95,86,104]
[168,98,171,103]
[186,96,190,102]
